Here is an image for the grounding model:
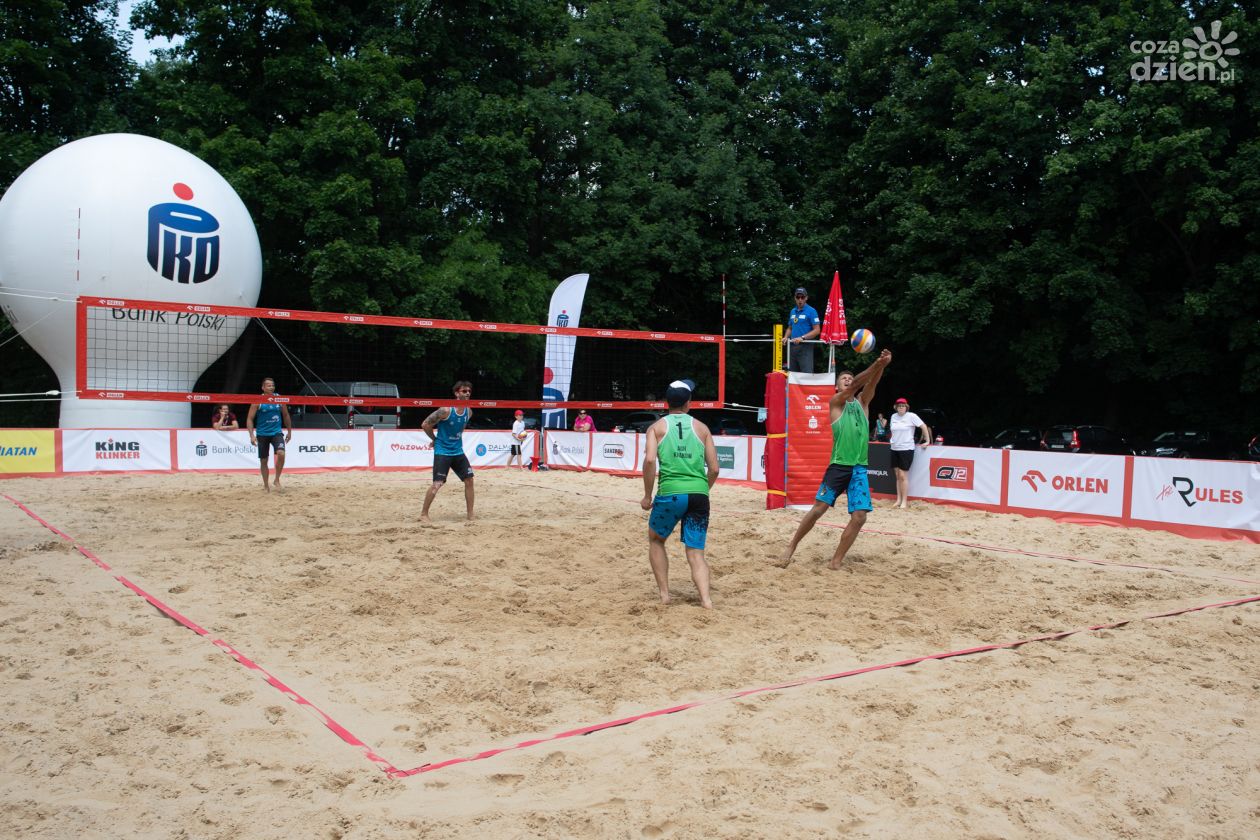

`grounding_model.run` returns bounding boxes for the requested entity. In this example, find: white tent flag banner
[541,272,589,429]
[0,133,262,429]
